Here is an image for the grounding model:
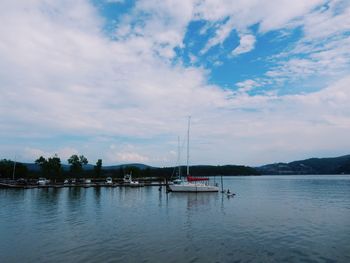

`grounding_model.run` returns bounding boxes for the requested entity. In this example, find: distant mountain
[23,163,41,171]
[24,163,72,171]
[102,163,152,170]
[19,155,350,175]
[257,155,350,175]
[188,165,259,176]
